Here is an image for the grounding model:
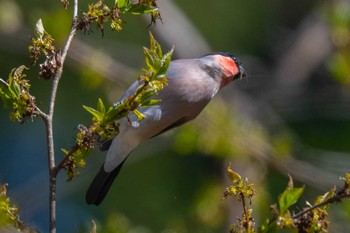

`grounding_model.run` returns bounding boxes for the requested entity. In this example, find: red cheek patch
[216,55,239,77]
